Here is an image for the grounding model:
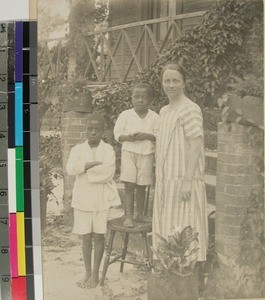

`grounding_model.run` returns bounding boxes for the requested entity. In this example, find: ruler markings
[1,19,41,299]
